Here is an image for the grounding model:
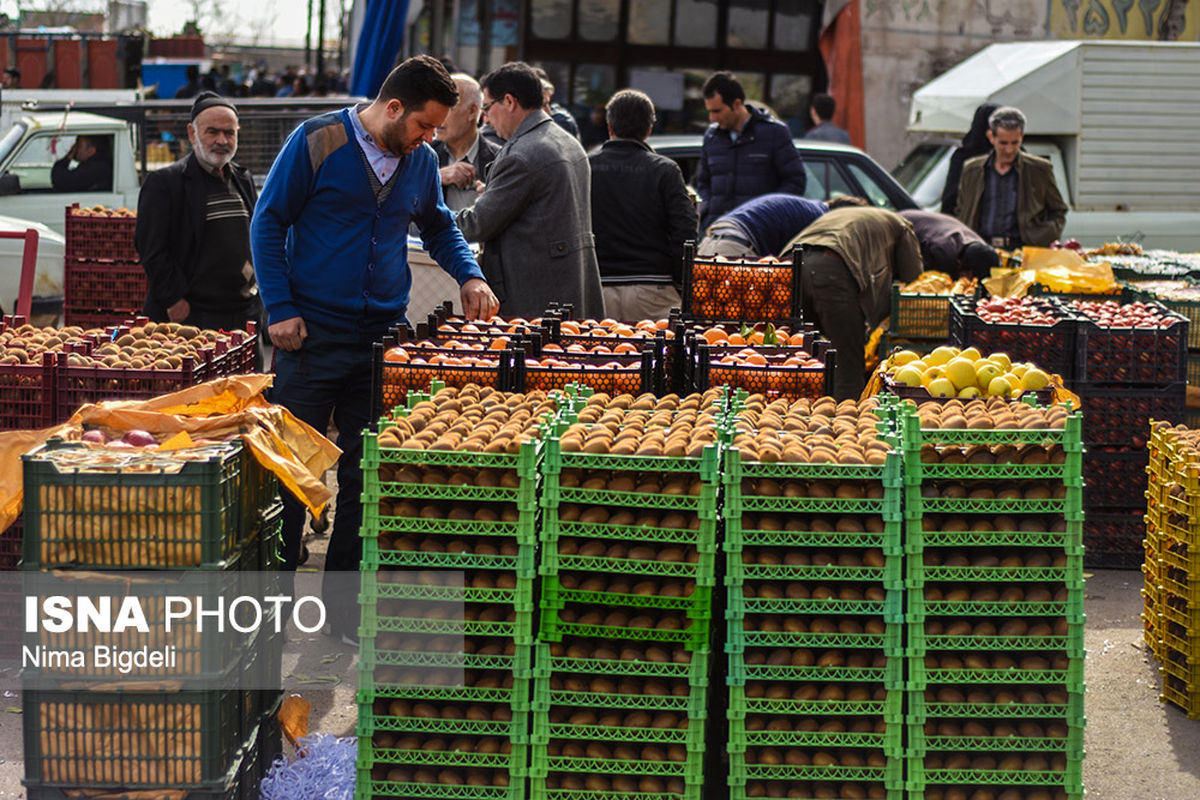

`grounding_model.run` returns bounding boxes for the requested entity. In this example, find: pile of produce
[881,345,1052,400]
[901,272,979,295]
[687,256,797,322]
